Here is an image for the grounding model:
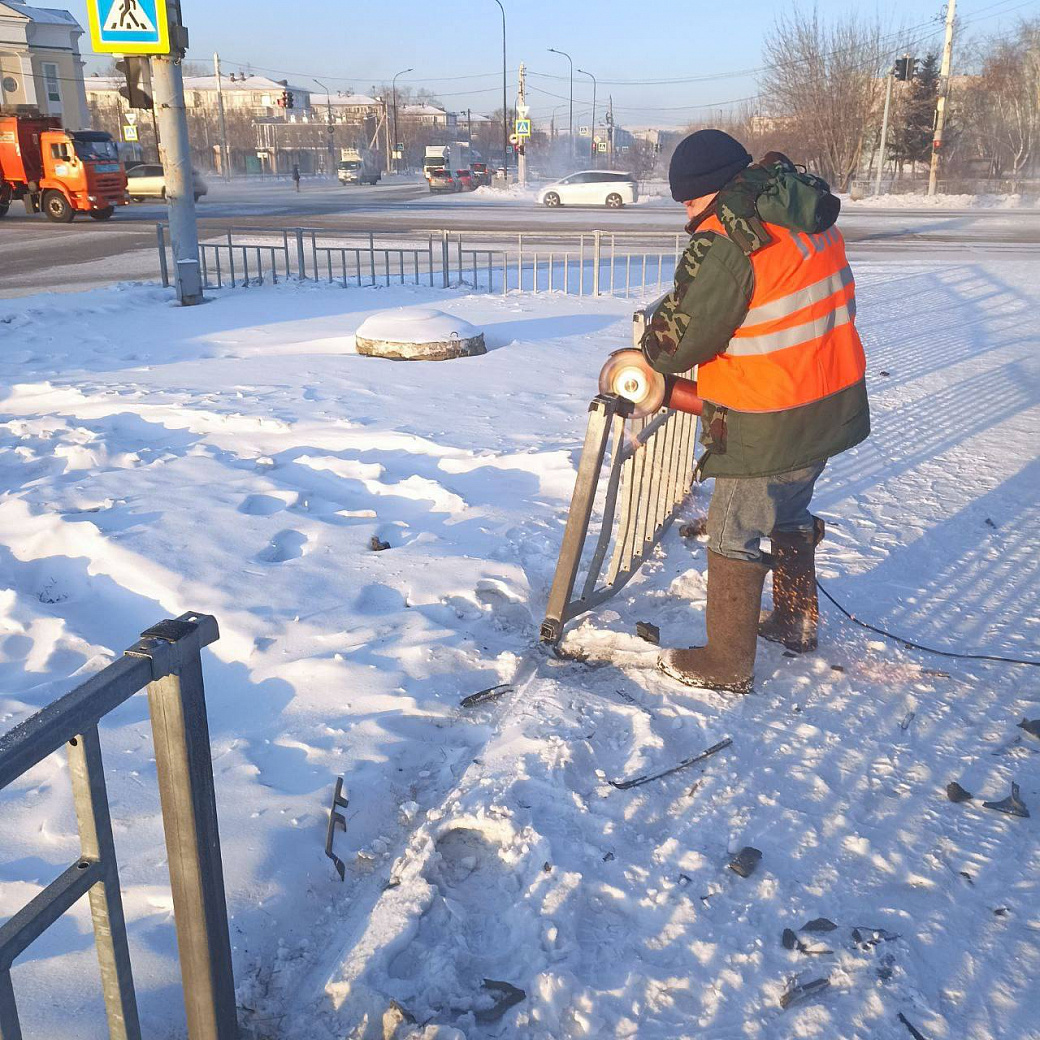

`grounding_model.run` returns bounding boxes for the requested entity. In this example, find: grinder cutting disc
[598,349,667,419]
